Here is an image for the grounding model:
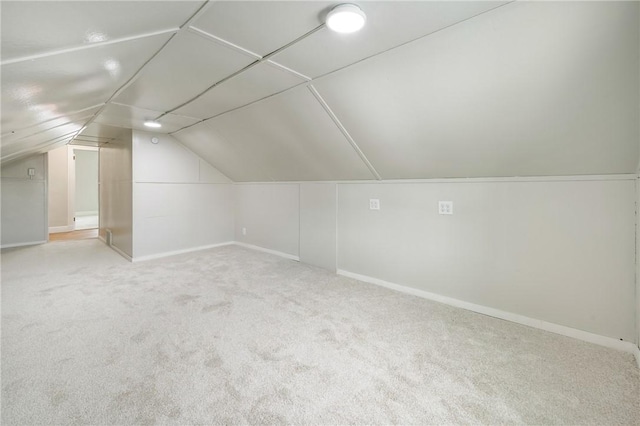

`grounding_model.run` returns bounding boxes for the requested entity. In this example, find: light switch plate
[27,168,36,176]
[369,199,380,210]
